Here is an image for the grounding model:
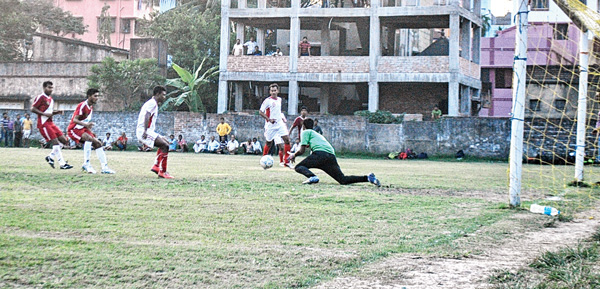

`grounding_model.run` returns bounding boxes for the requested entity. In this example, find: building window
[495,68,513,89]
[530,99,541,111]
[554,99,566,110]
[554,24,569,40]
[121,19,131,33]
[531,0,549,10]
[97,17,116,33]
